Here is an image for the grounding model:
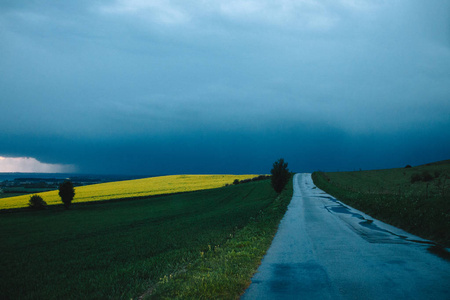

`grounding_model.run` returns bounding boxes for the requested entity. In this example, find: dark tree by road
[59,180,75,209]
[271,158,290,193]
